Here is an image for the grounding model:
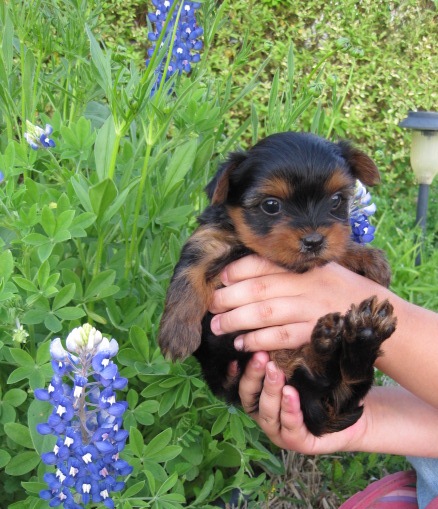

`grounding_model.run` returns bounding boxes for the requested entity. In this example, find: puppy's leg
[340,296,396,387]
[271,314,346,436]
[158,225,243,361]
[342,243,391,287]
